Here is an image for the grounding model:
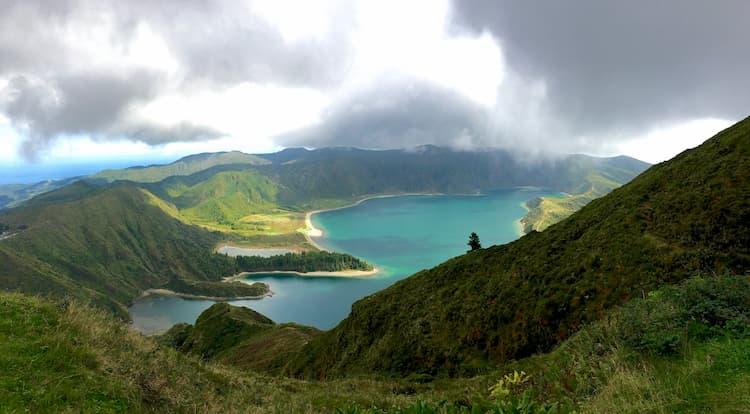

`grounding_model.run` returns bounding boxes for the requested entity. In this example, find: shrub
[618,274,750,355]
